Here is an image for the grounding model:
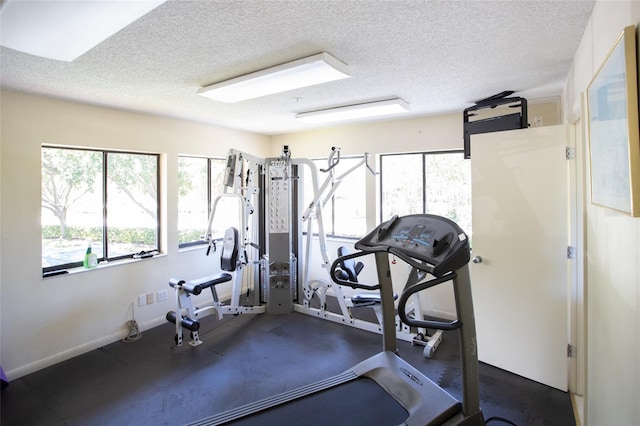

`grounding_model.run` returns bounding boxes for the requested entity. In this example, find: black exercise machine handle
[397,271,462,331]
[330,248,388,290]
[320,146,340,173]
